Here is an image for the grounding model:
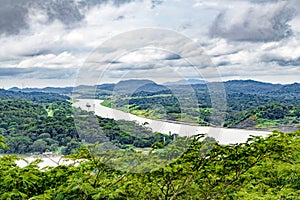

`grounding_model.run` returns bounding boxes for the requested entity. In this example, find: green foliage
[0,98,80,154]
[95,116,172,149]
[0,130,299,199]
[102,82,300,129]
[0,97,171,155]
[0,89,70,103]
[0,135,8,149]
[1,82,299,199]
[228,104,300,129]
